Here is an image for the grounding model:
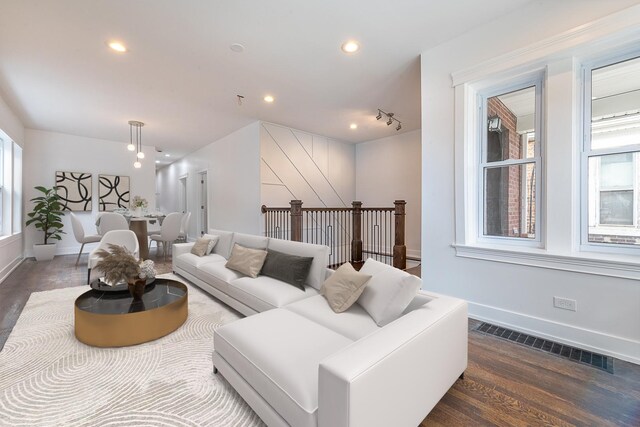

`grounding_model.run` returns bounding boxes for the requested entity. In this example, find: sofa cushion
[260,249,314,291]
[175,252,226,276]
[267,238,329,290]
[284,295,380,341]
[196,261,245,292]
[320,262,371,313]
[228,276,318,312]
[232,232,269,250]
[214,309,353,427]
[358,258,422,326]
[207,229,235,258]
